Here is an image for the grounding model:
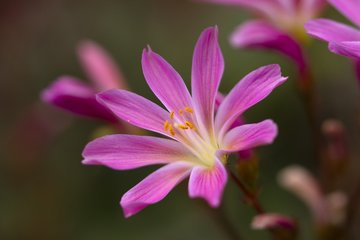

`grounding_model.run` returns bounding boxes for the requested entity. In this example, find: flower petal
[329,41,360,59]
[221,120,278,152]
[188,158,227,207]
[305,19,360,42]
[141,48,192,112]
[329,0,360,27]
[230,20,307,71]
[215,64,286,137]
[120,162,192,217]
[252,213,297,230]
[77,40,126,90]
[96,89,170,136]
[191,26,224,133]
[41,76,117,122]
[299,0,326,18]
[82,134,193,170]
